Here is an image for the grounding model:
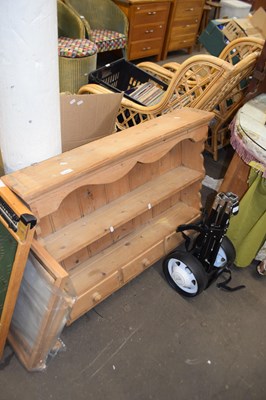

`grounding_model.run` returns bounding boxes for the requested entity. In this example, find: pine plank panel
[77,185,108,216]
[49,191,83,232]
